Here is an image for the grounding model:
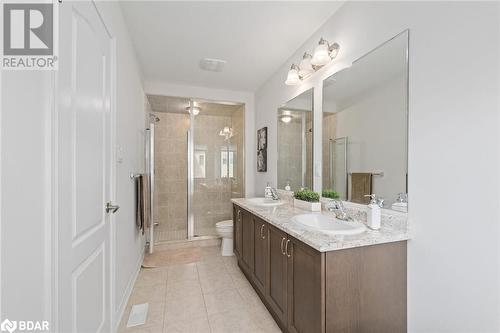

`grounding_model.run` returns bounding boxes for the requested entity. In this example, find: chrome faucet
[327,199,350,221]
[270,188,280,200]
